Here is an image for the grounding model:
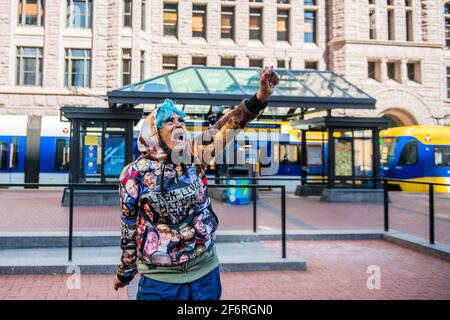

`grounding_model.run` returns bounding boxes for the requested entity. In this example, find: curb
[0,230,383,249]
